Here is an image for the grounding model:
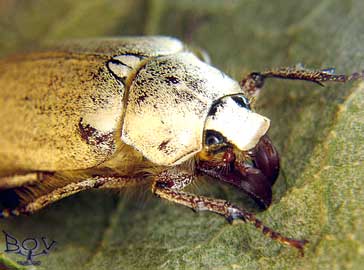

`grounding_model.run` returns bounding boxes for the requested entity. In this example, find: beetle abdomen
[0,52,124,172]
